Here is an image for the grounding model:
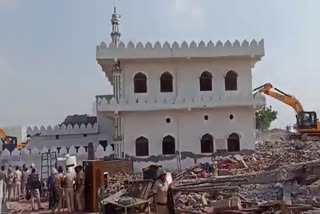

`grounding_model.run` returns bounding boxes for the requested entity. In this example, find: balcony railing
[96,93,266,112]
